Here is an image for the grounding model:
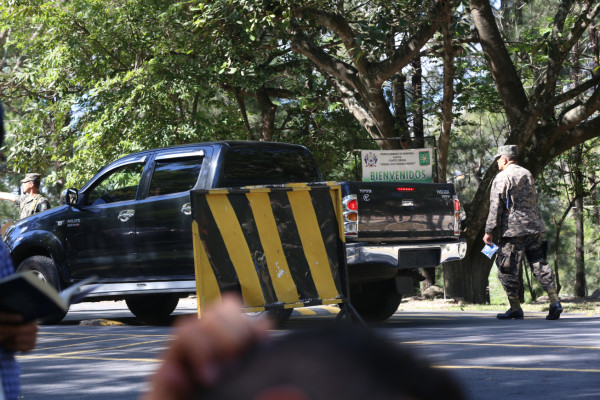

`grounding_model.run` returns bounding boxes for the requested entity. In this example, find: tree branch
[548,115,600,159]
[557,87,600,132]
[541,0,599,103]
[375,0,449,85]
[290,29,364,93]
[553,72,600,105]
[469,0,529,130]
[293,8,369,75]
[328,77,381,140]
